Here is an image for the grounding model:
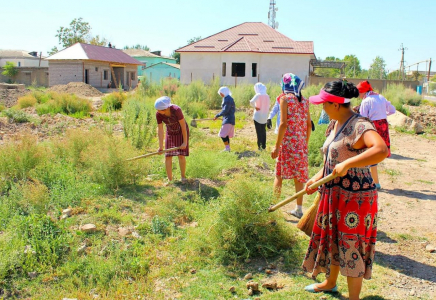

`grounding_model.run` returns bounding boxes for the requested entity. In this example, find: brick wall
[49,61,83,86]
